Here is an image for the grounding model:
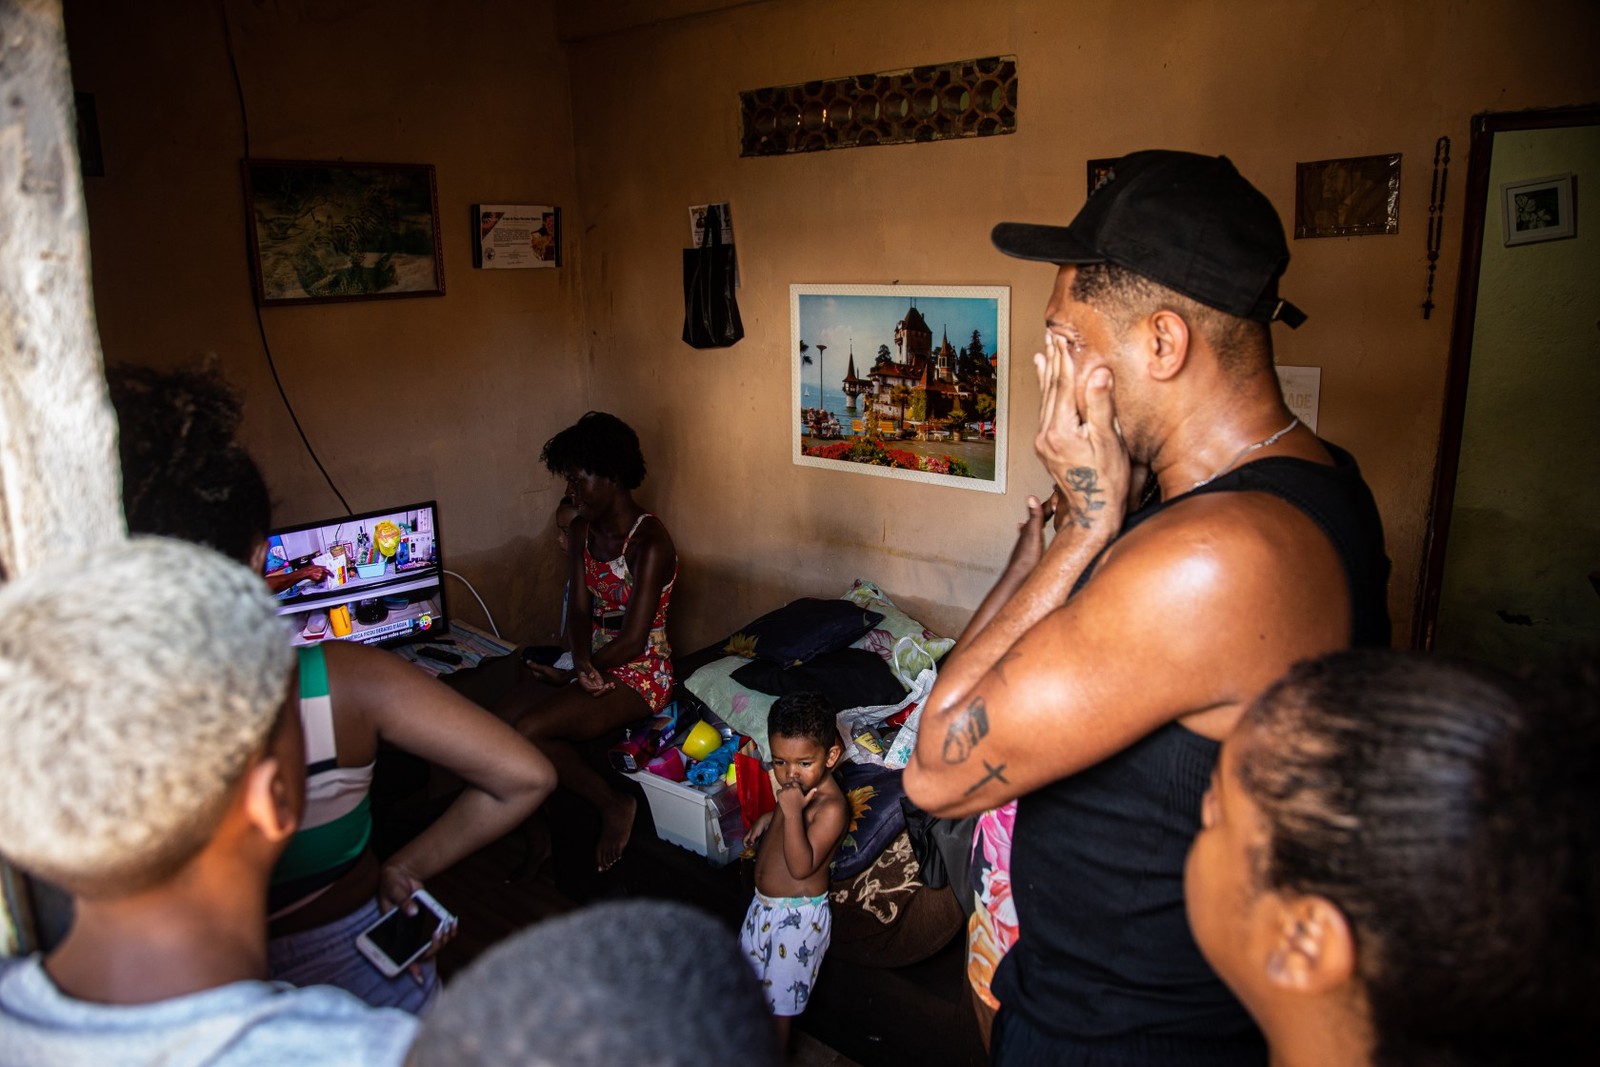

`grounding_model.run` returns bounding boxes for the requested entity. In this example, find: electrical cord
[219,2,351,515]
[443,570,500,638]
